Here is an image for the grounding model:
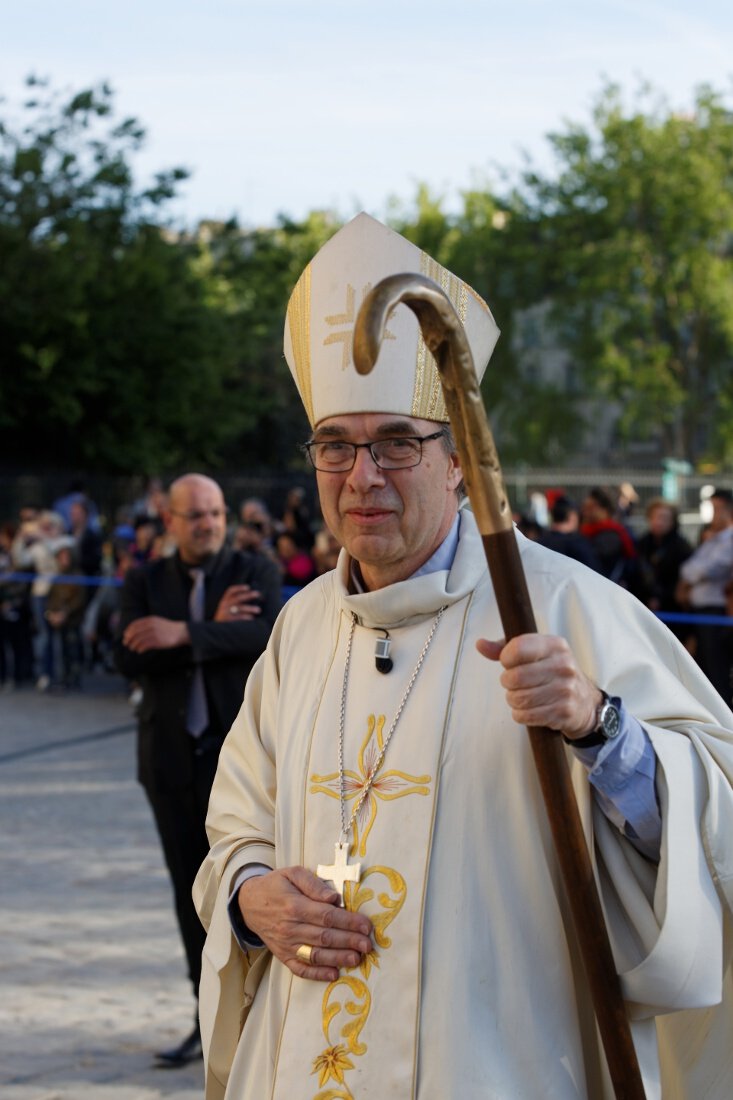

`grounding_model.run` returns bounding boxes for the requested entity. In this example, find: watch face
[601,702,621,739]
